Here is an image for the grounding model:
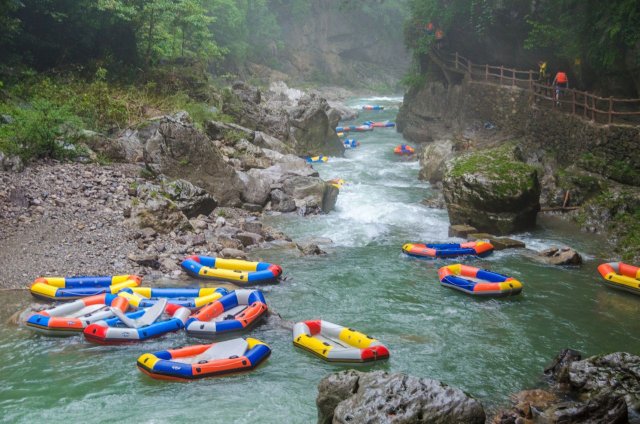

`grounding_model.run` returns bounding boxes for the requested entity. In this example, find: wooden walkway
[428,49,640,126]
